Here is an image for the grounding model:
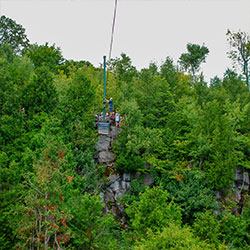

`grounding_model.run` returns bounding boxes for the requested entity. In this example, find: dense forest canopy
[0,15,250,250]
